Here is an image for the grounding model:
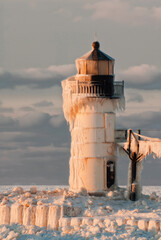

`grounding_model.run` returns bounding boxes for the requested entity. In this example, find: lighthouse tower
[62,41,124,193]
